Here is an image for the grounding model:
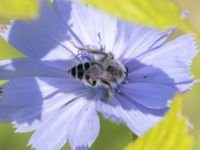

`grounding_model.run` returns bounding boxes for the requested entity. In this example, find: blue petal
[97,94,168,136]
[12,85,90,133]
[121,83,176,108]
[0,105,18,123]
[124,35,197,93]
[114,21,174,59]
[127,63,175,85]
[0,77,85,106]
[12,93,74,133]
[0,0,77,70]
[67,97,100,149]
[0,58,68,80]
[29,97,99,150]
[131,35,198,92]
[0,77,86,123]
[137,35,198,65]
[53,0,117,51]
